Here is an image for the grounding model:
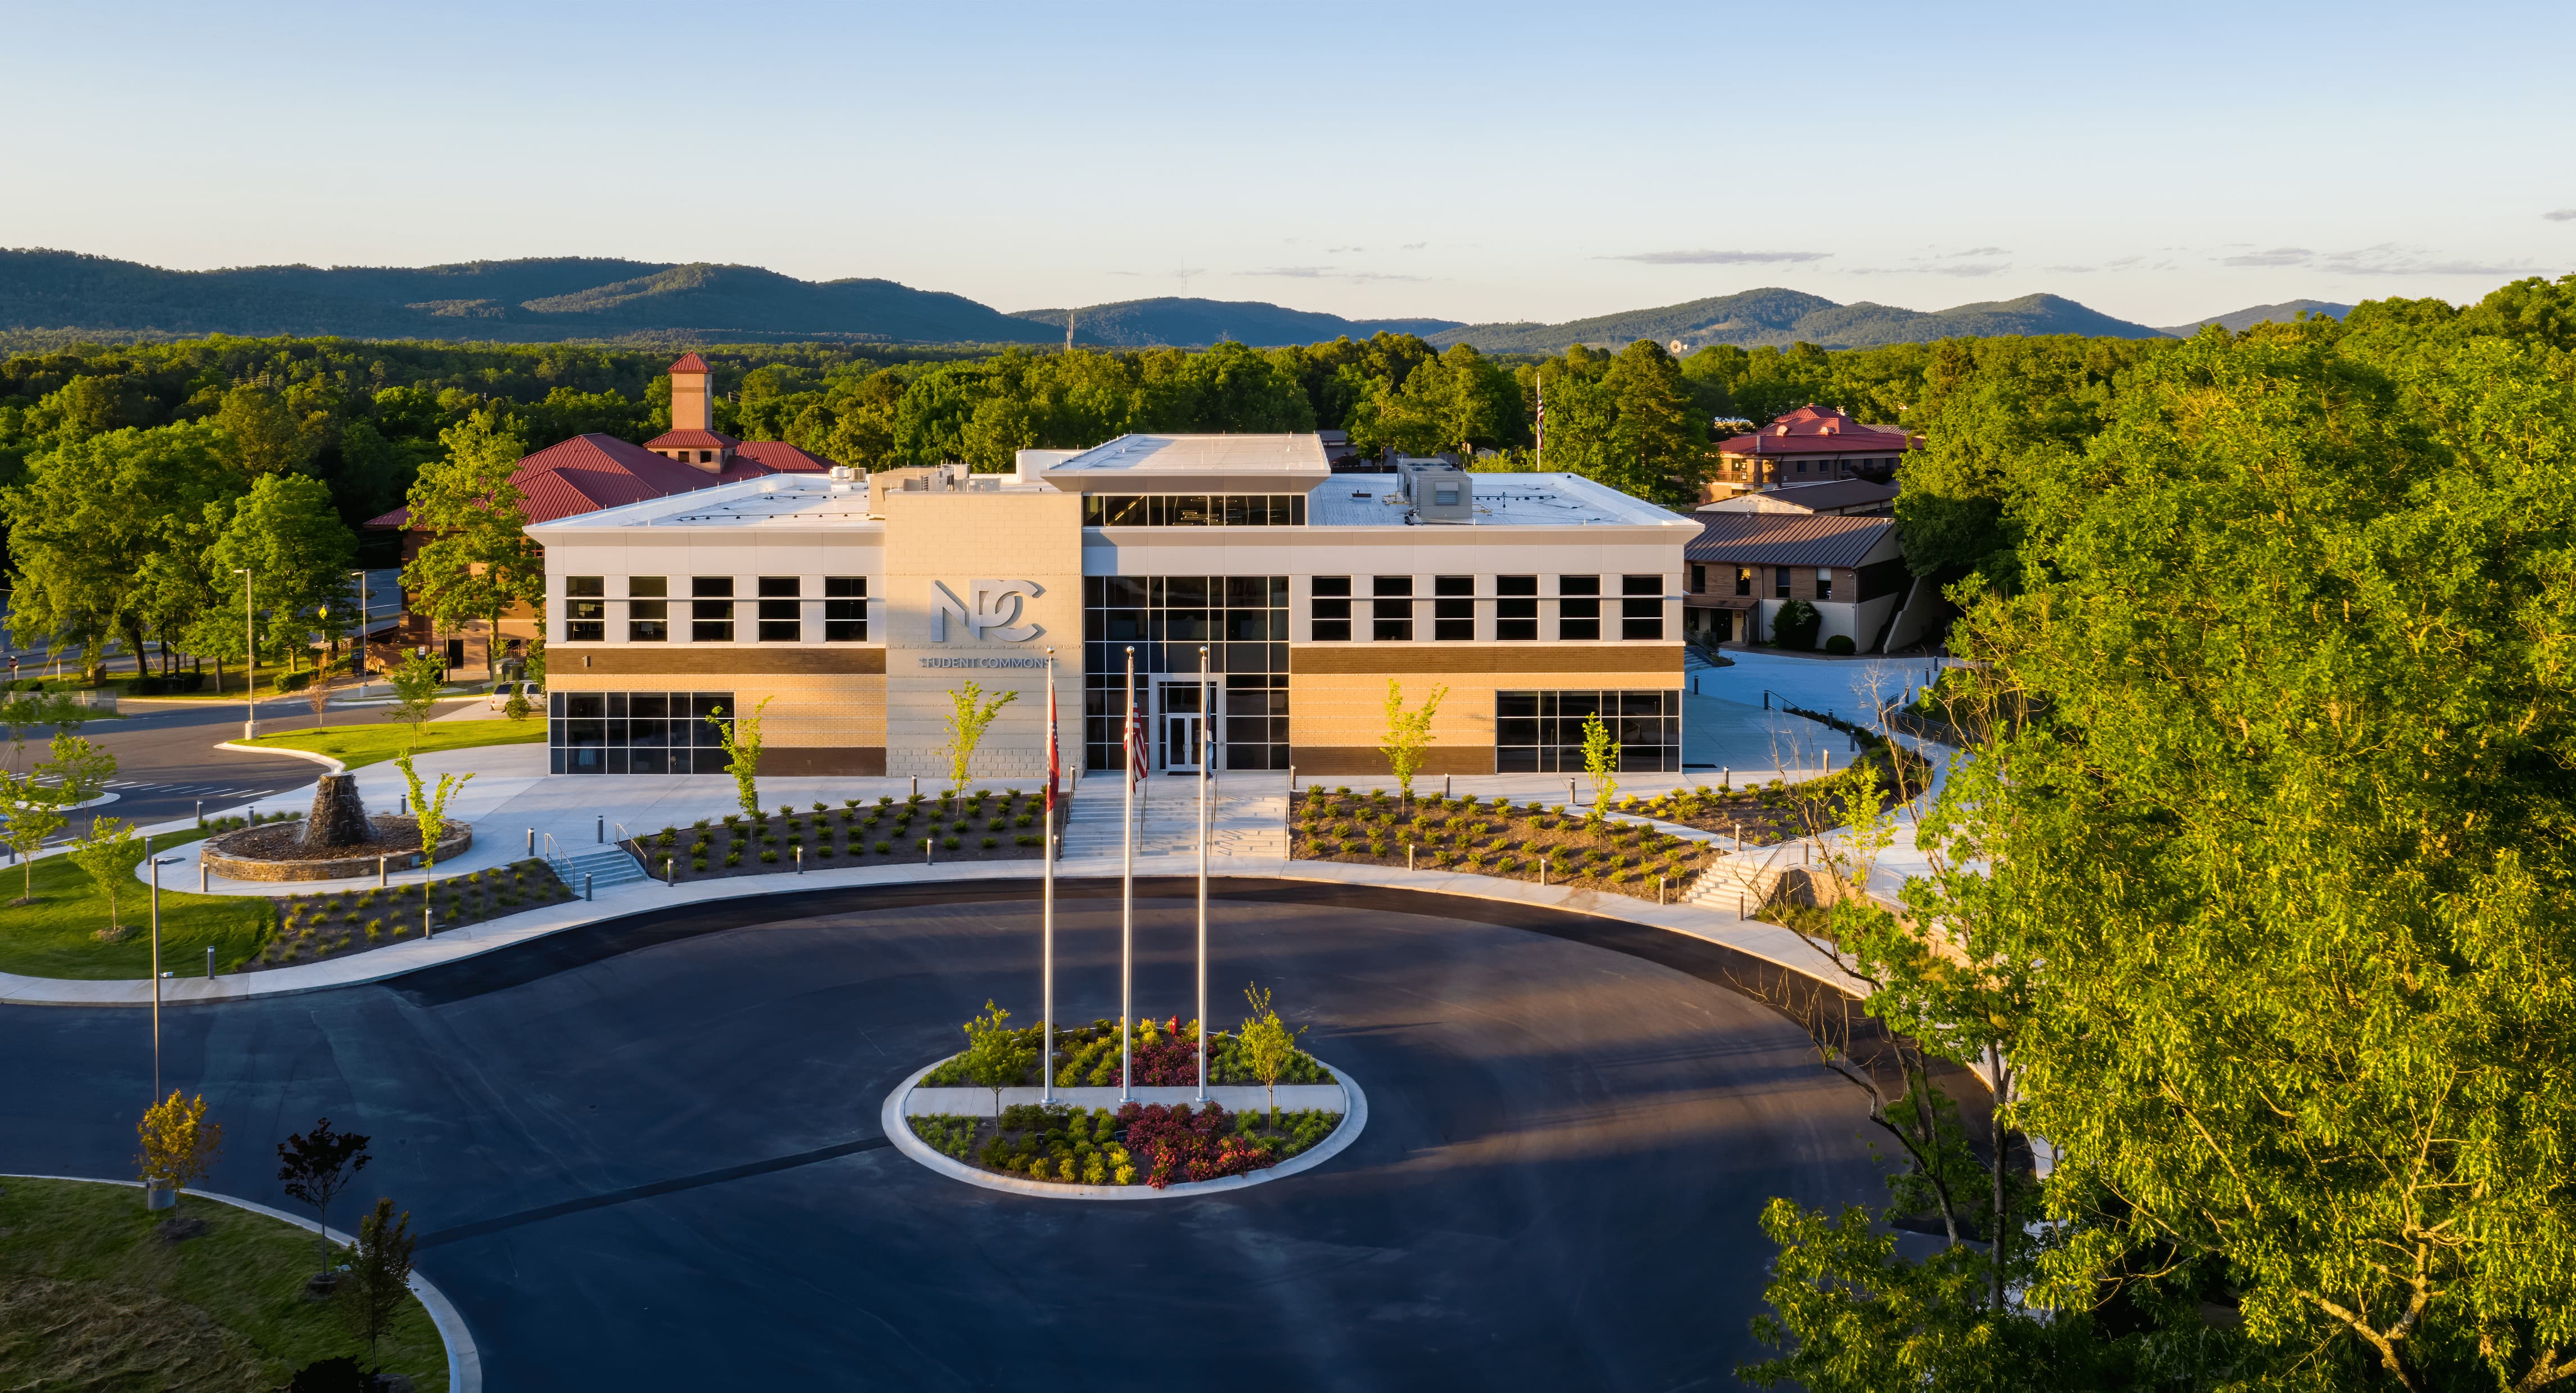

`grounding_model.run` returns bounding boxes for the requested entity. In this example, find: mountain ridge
[1426,289,2169,352]
[2158,299,2353,335]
